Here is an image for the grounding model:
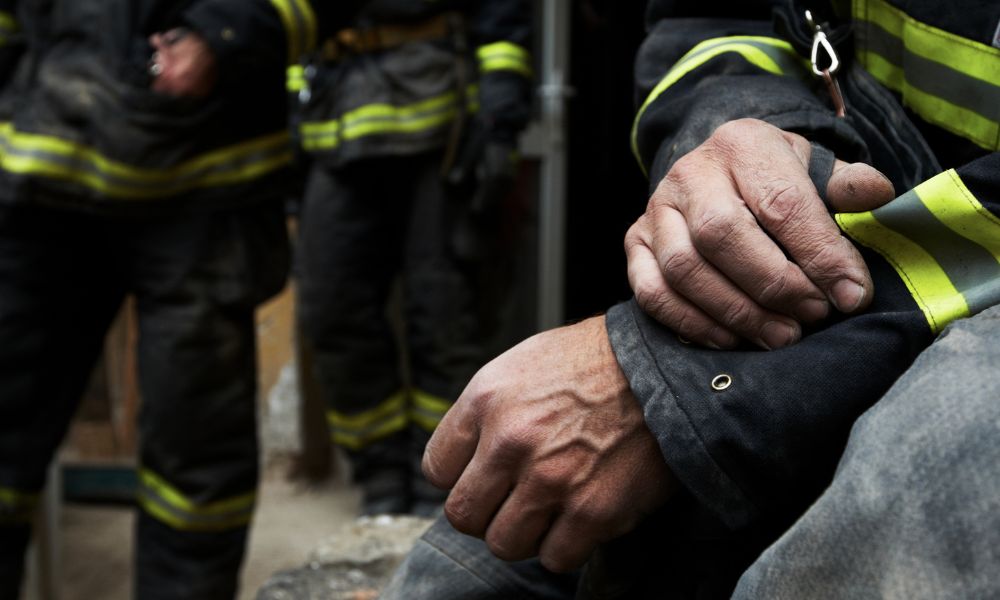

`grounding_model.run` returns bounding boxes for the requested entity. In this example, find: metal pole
[537,0,571,331]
